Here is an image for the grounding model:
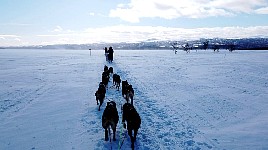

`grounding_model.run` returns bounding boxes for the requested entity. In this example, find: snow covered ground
[0,49,267,150]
